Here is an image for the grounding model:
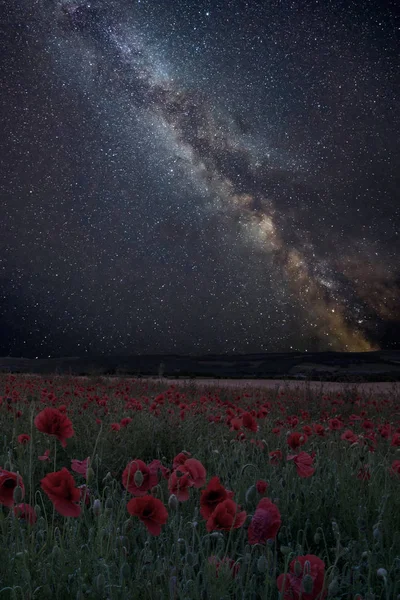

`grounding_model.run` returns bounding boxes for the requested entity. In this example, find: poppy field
[0,374,399,599]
